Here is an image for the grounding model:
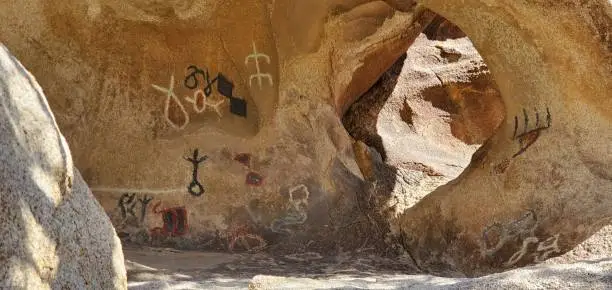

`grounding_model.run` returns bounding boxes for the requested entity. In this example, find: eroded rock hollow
[0,0,609,278]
